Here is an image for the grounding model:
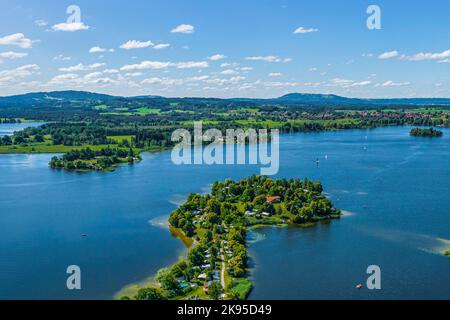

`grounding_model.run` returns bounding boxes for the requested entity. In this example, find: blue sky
[0,0,449,98]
